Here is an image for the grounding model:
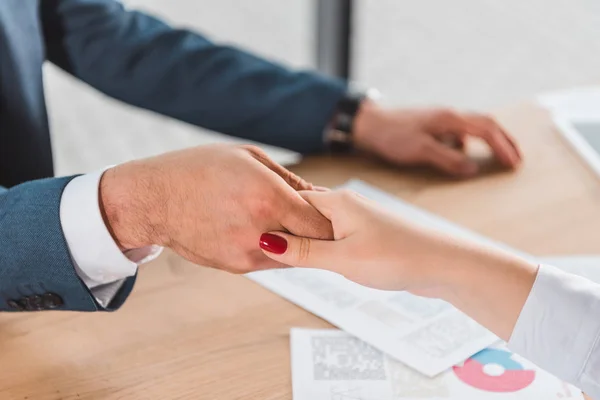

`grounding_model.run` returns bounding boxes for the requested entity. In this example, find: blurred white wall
[45,0,600,175]
[355,0,600,109]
